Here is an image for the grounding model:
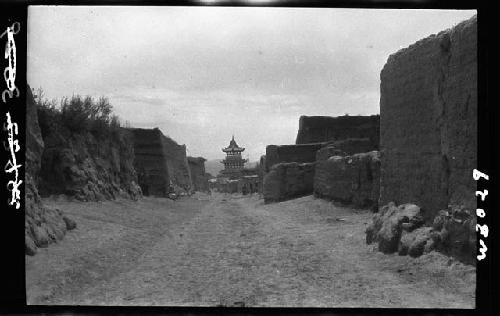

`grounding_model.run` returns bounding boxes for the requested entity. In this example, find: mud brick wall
[188,156,209,192]
[265,143,325,173]
[217,180,239,193]
[130,128,193,195]
[239,176,260,194]
[295,115,379,148]
[130,128,171,196]
[316,138,375,160]
[314,151,380,209]
[161,135,193,193]
[258,155,266,193]
[379,16,477,220]
[263,162,315,203]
